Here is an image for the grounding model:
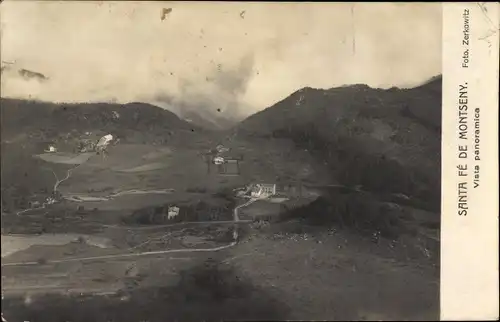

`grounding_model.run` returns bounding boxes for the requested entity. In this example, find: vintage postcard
[0,2,498,321]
